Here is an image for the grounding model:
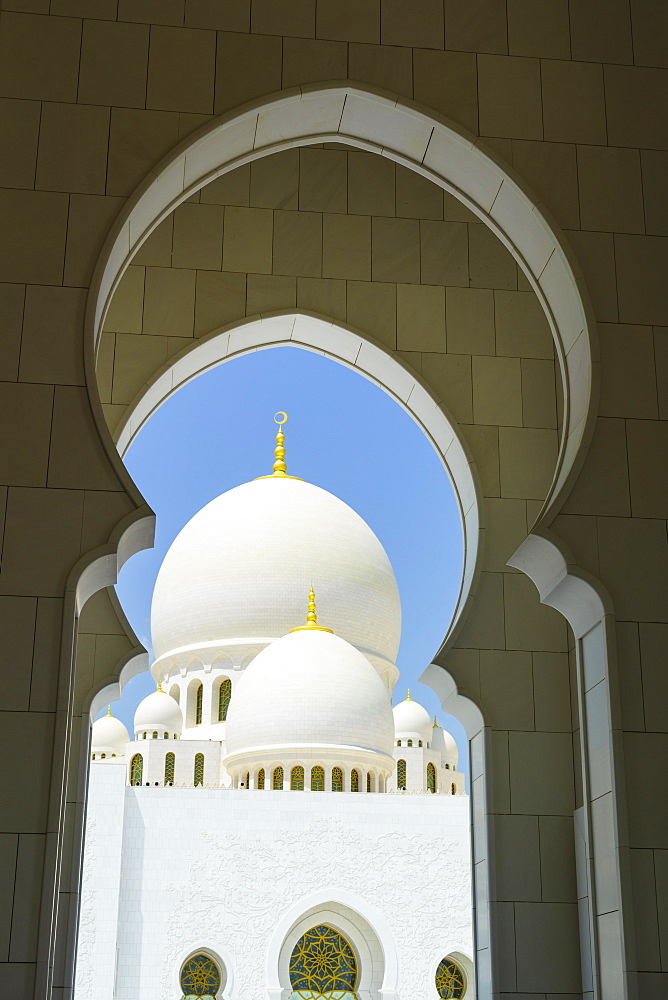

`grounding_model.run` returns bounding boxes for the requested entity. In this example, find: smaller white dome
[134,690,183,736]
[393,694,432,737]
[432,722,458,765]
[92,713,130,753]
